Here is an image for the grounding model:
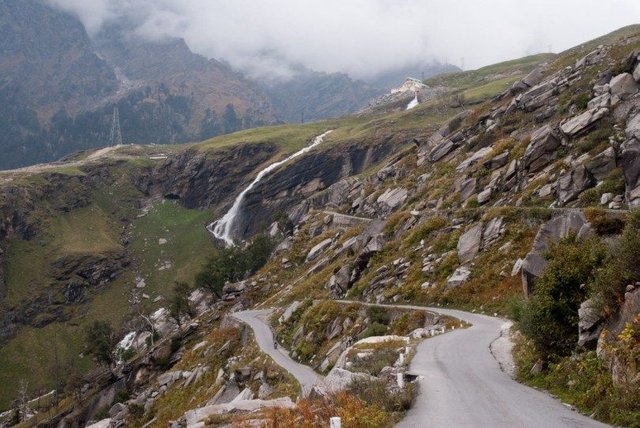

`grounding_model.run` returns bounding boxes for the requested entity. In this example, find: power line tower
[110,107,123,146]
